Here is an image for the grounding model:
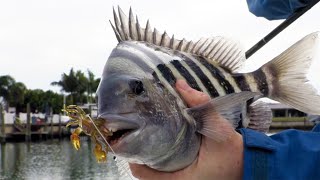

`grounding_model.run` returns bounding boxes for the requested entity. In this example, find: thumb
[175,80,210,107]
[129,163,173,180]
